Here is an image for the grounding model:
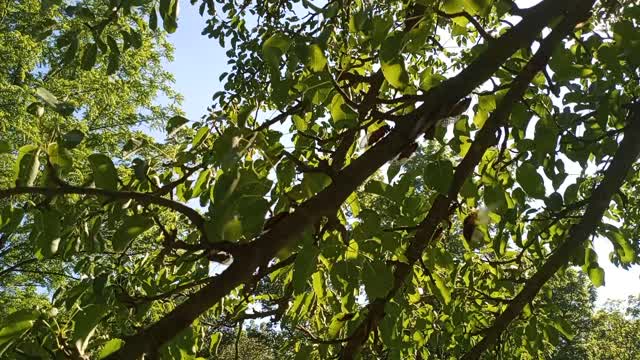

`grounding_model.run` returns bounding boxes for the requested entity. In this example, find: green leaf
[484,185,507,212]
[192,169,211,198]
[424,160,454,195]
[305,44,327,72]
[88,154,119,190]
[106,36,121,75]
[292,240,320,294]
[302,172,332,197]
[222,216,243,242]
[159,0,178,33]
[294,344,312,360]
[47,142,72,170]
[63,38,79,64]
[605,228,636,264]
[363,261,394,299]
[111,215,154,252]
[328,313,350,338]
[132,158,148,181]
[73,304,107,354]
[149,7,158,31]
[387,162,401,182]
[98,339,124,359]
[345,239,358,260]
[36,87,60,108]
[0,206,24,235]
[551,317,575,340]
[262,33,291,71]
[329,93,357,129]
[545,192,563,211]
[588,265,605,287]
[81,43,98,71]
[516,163,545,199]
[381,59,409,89]
[235,197,270,237]
[430,271,452,305]
[0,309,40,348]
[14,145,40,187]
[292,114,308,132]
[419,70,445,91]
[475,95,496,127]
[166,115,190,137]
[311,271,325,300]
[463,0,491,15]
[192,126,209,148]
[209,332,222,355]
[460,177,478,199]
[364,180,388,197]
[62,130,85,149]
[442,0,465,13]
